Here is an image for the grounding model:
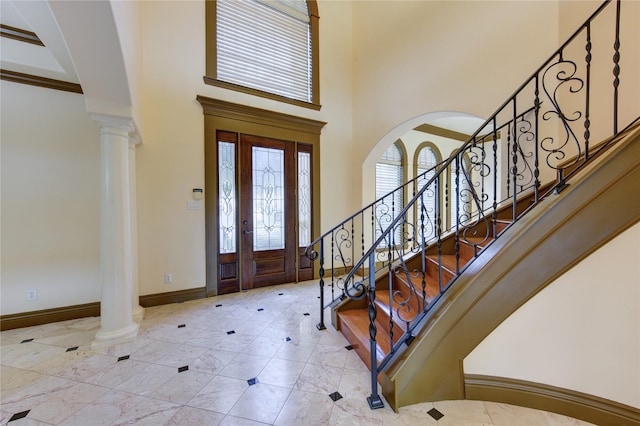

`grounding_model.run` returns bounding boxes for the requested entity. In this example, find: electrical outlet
[26,289,38,301]
[164,273,172,284]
